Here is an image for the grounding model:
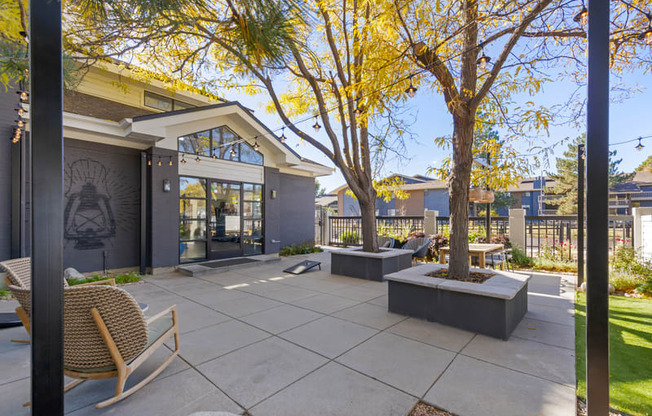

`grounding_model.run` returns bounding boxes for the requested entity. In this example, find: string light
[279,127,286,143]
[15,107,25,117]
[212,153,217,160]
[405,75,417,98]
[574,1,588,25]
[181,155,187,165]
[354,99,364,117]
[253,136,260,151]
[15,118,24,128]
[230,147,236,157]
[195,156,201,163]
[476,49,491,69]
[157,158,162,167]
[169,156,174,166]
[312,116,321,132]
[635,137,645,151]
[148,158,152,166]
[17,90,28,102]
